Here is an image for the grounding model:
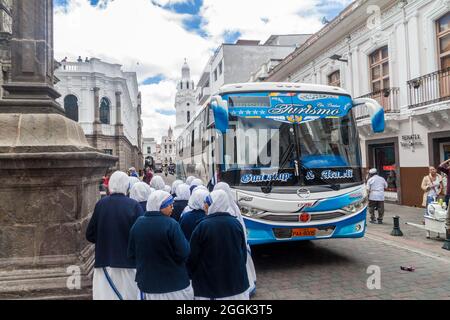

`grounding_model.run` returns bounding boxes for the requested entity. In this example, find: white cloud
[139,80,178,139]
[200,0,326,43]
